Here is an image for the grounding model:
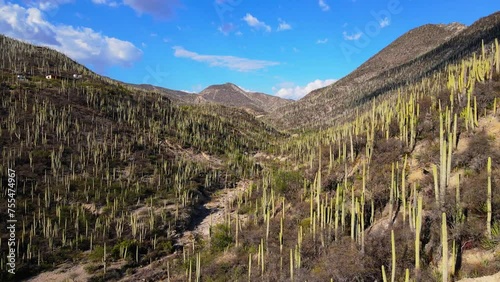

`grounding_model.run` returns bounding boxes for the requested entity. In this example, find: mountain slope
[196,83,293,114]
[122,82,292,114]
[2,10,500,282]
[123,83,197,103]
[0,34,282,281]
[269,11,500,129]
[306,22,465,101]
